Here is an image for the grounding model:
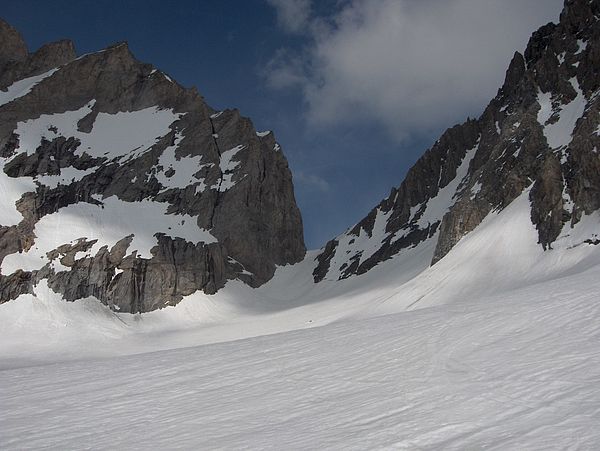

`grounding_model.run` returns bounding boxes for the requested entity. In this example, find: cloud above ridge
[265,0,563,142]
[265,0,312,34]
